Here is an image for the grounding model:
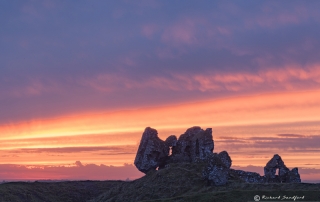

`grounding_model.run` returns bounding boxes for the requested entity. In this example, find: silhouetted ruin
[134,126,301,185]
[264,154,301,183]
